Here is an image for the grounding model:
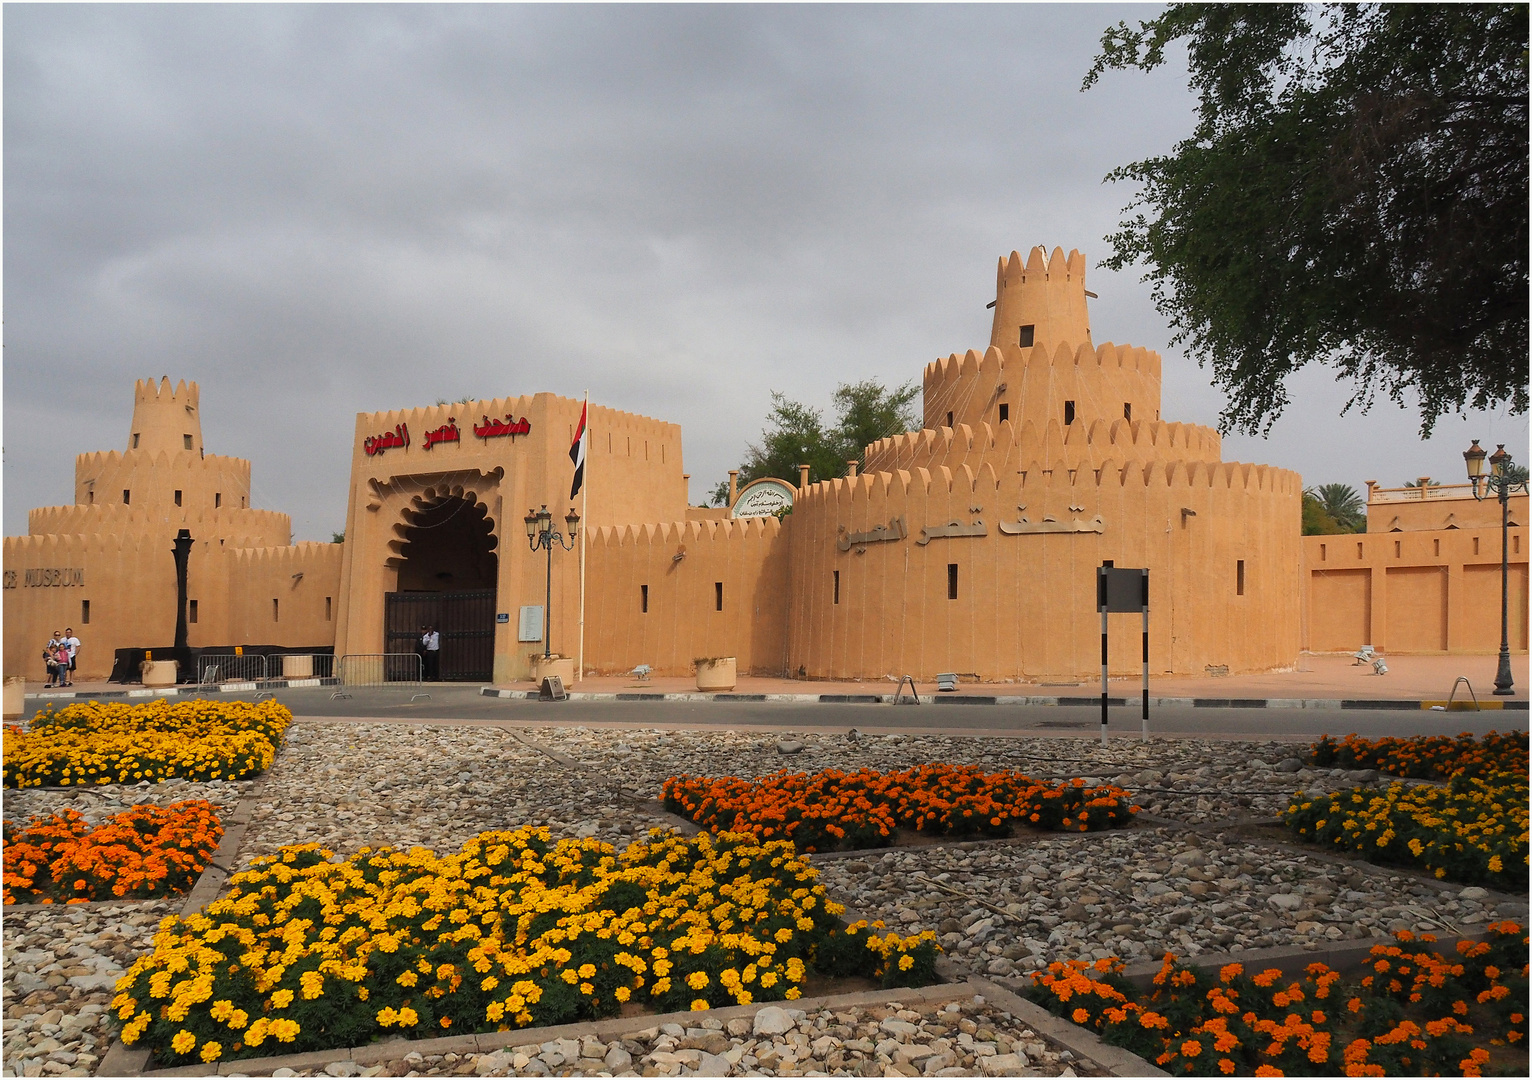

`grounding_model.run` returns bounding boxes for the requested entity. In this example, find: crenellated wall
[582,516,789,676]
